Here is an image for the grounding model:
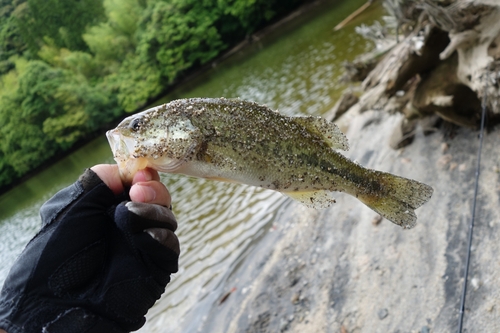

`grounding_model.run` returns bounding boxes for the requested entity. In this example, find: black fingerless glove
[0,169,180,333]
